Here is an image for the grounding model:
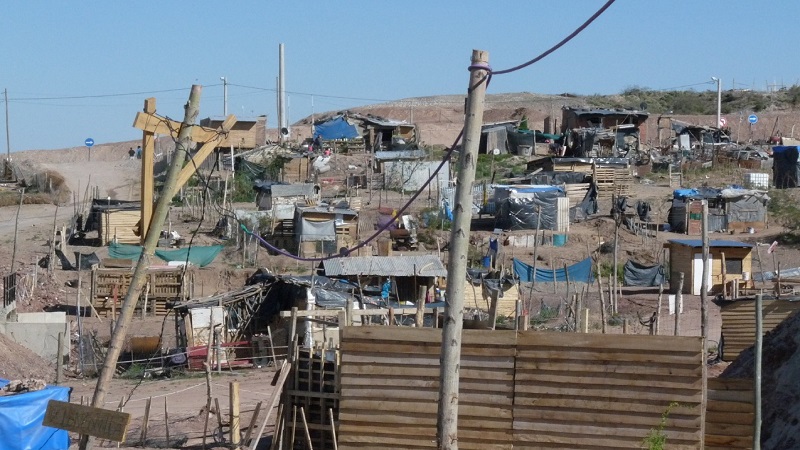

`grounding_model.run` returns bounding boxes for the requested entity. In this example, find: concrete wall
[0,311,68,364]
